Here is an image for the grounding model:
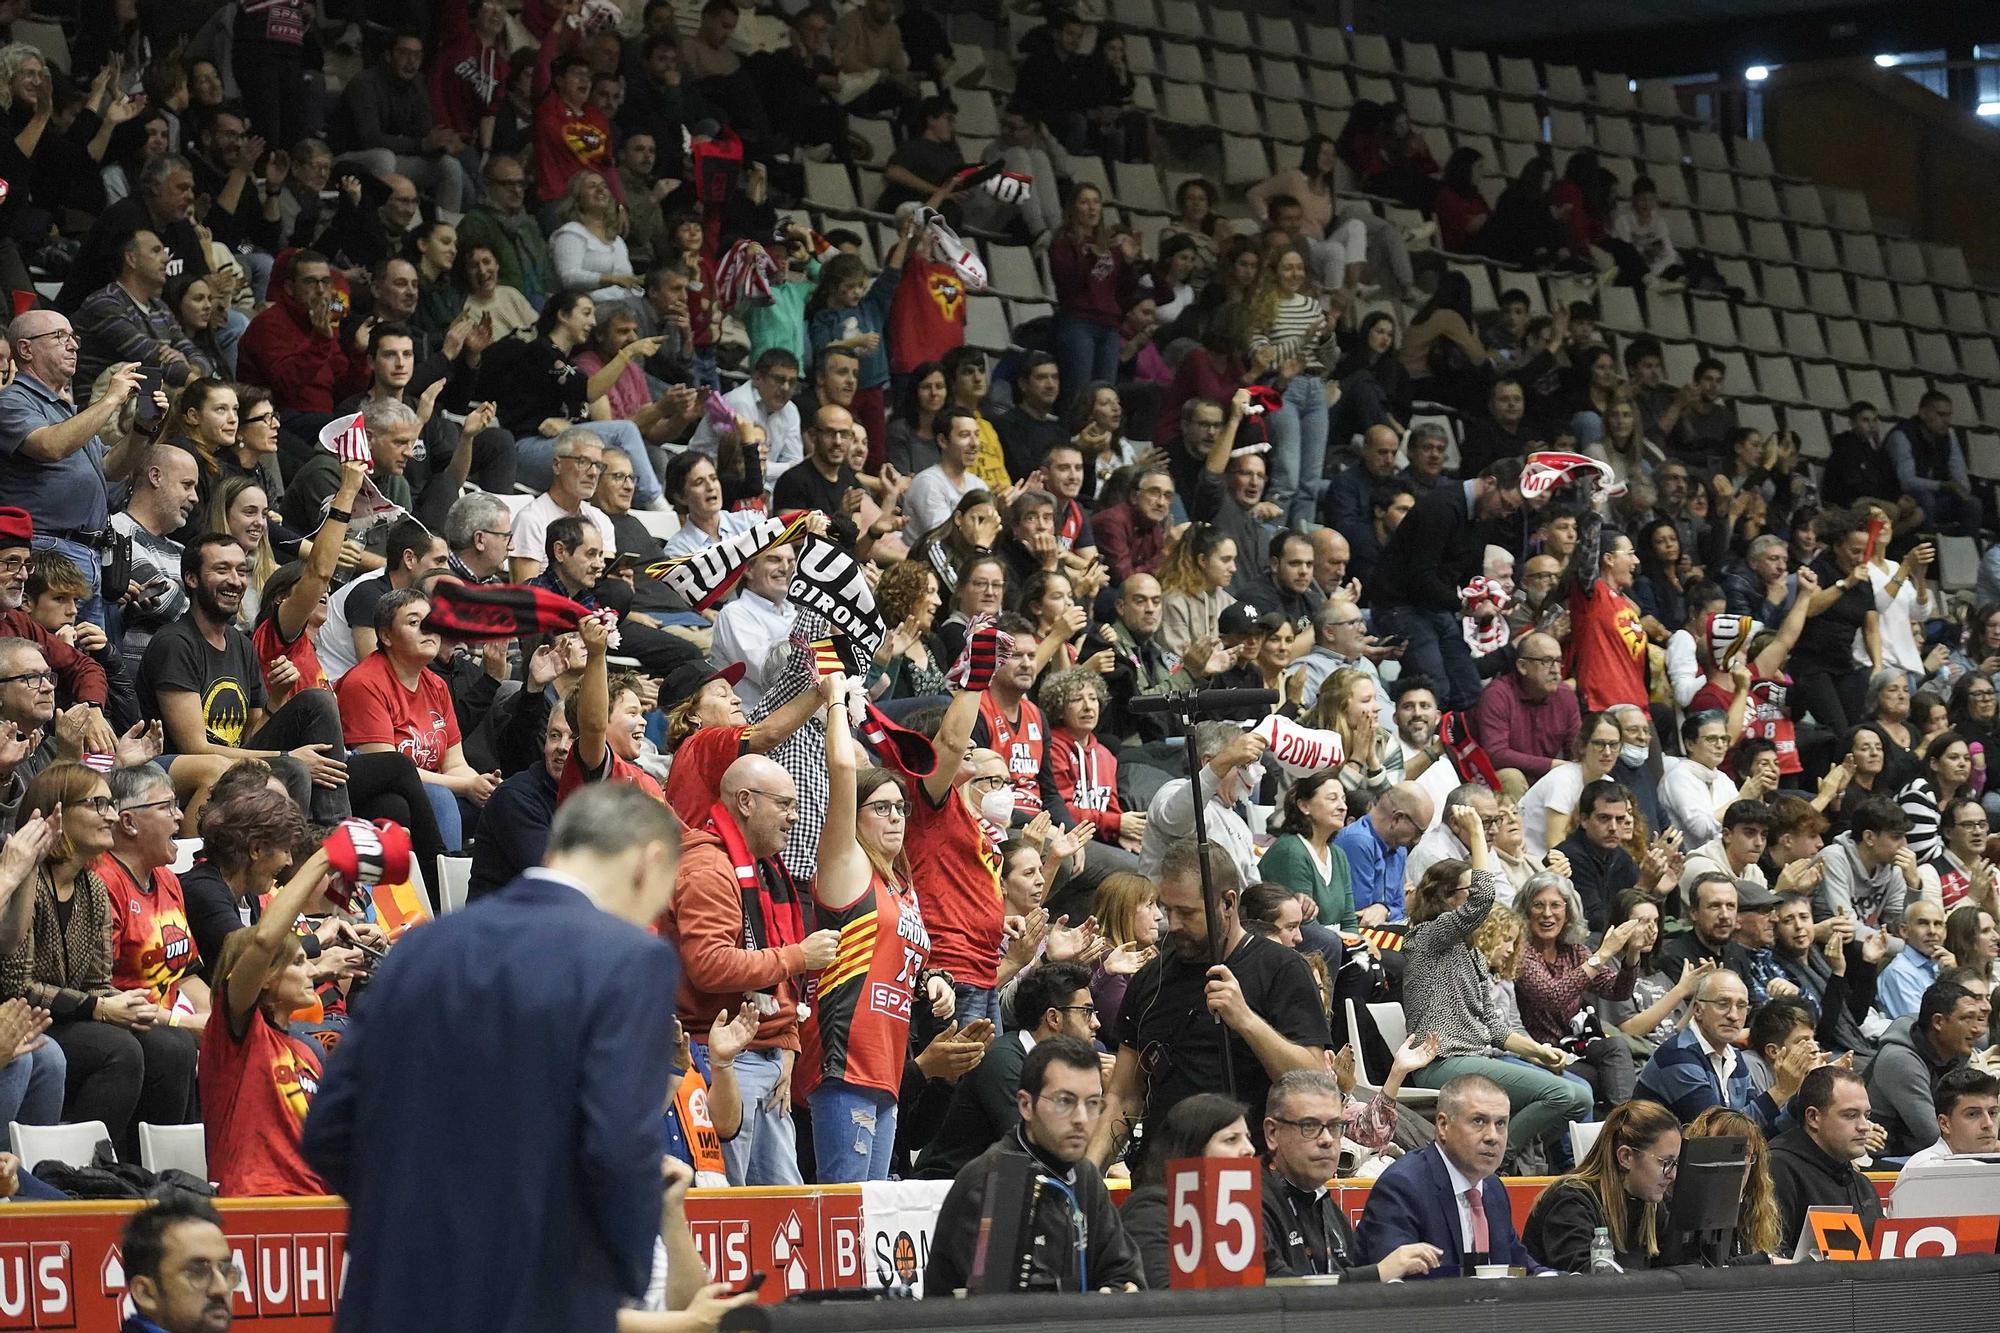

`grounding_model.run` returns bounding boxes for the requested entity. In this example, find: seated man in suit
[1261,1070,1440,1281]
[1634,969,1806,1130]
[1357,1073,1554,1277]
